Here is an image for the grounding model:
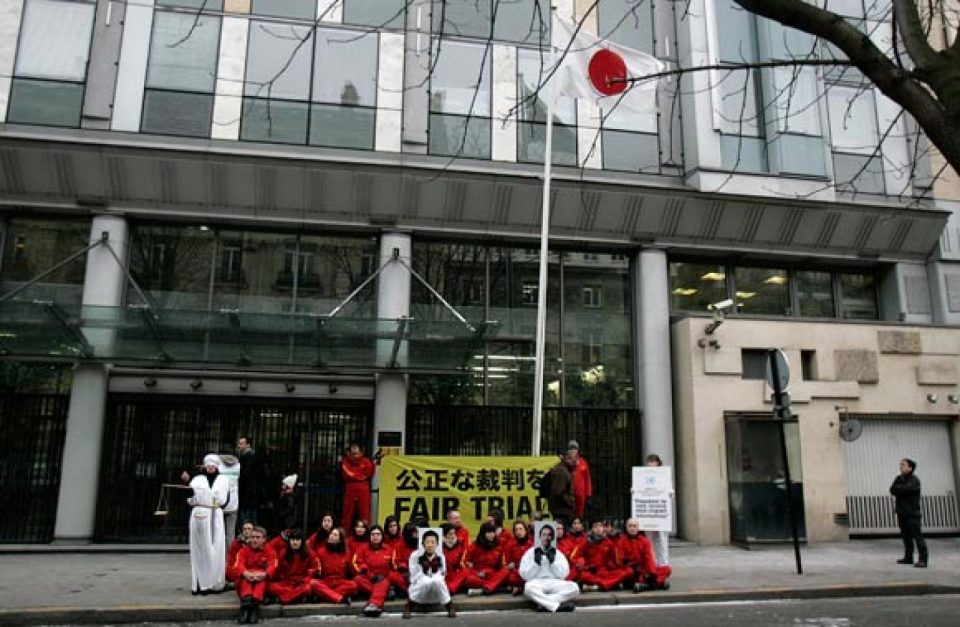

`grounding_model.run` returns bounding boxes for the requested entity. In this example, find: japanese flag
[551,16,664,115]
